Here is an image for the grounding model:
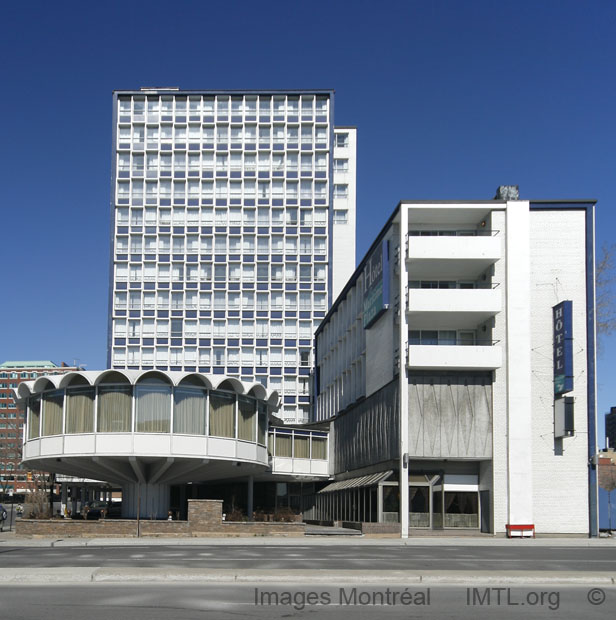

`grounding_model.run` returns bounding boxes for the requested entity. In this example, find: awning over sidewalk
[317,470,393,493]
